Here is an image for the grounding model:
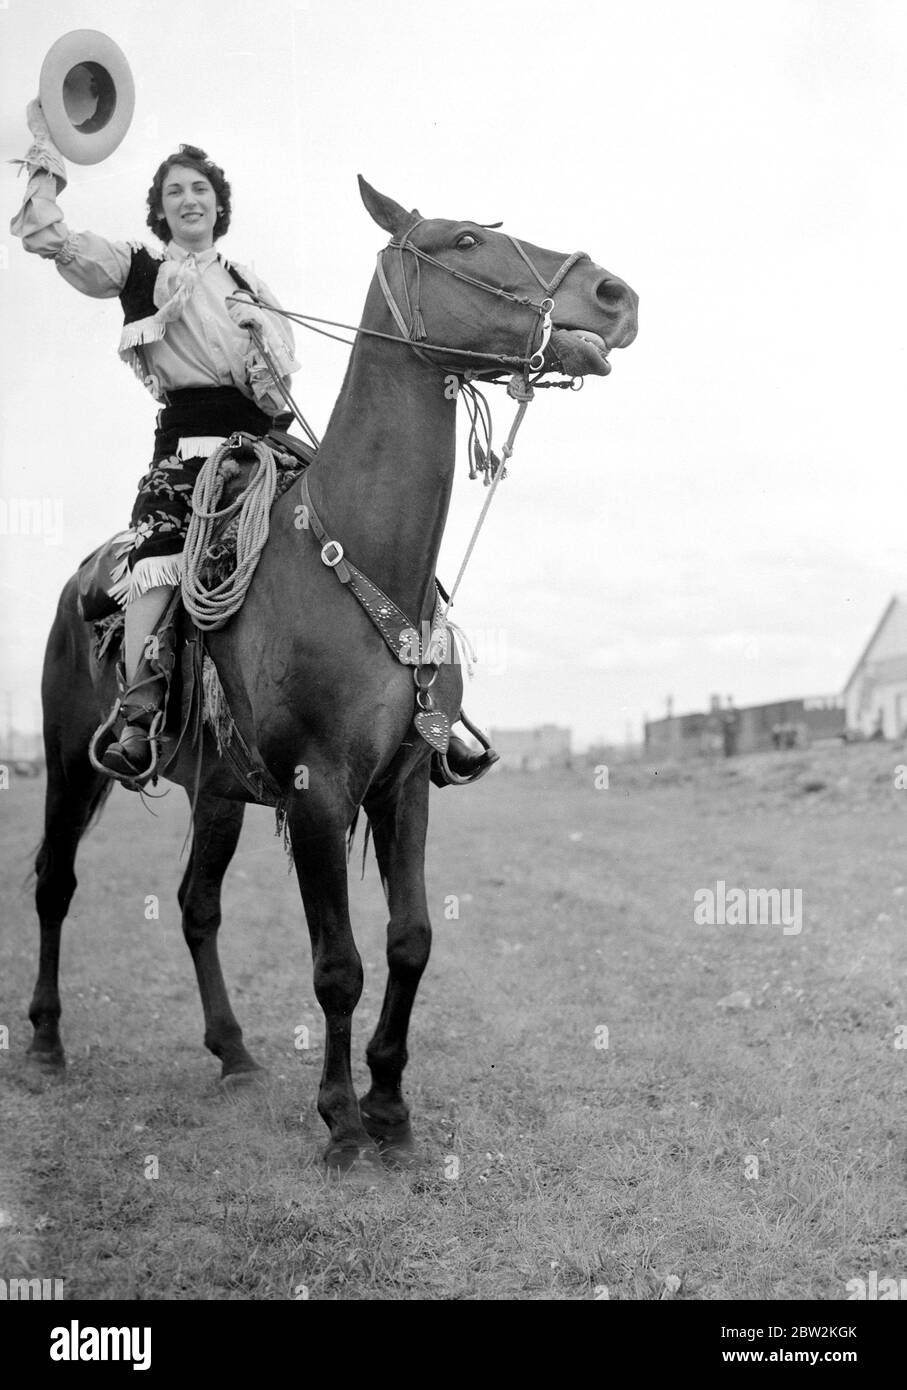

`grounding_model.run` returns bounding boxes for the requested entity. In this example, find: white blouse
[11,170,300,418]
